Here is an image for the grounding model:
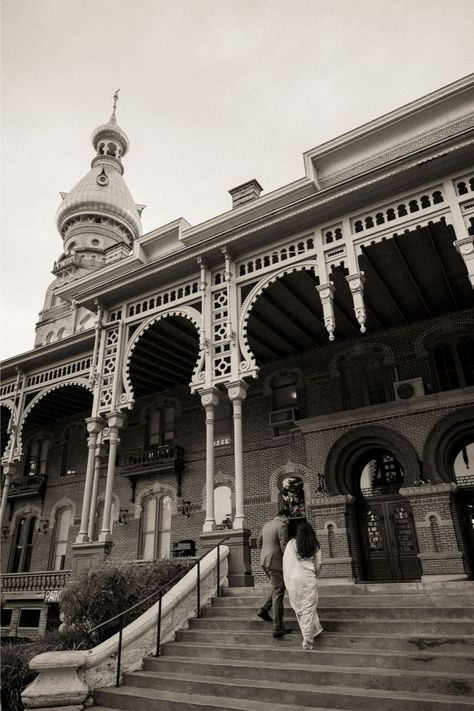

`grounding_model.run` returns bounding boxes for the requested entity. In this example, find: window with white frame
[431,334,474,391]
[10,515,37,573]
[23,437,49,477]
[146,405,175,449]
[139,494,172,560]
[50,507,73,570]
